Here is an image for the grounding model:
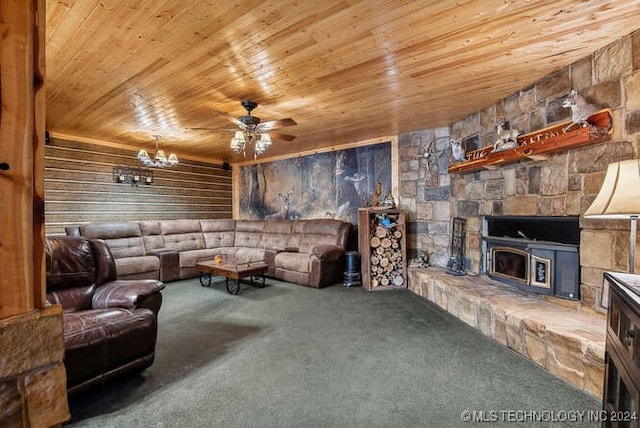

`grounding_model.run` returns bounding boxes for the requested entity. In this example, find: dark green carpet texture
[67,278,600,427]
